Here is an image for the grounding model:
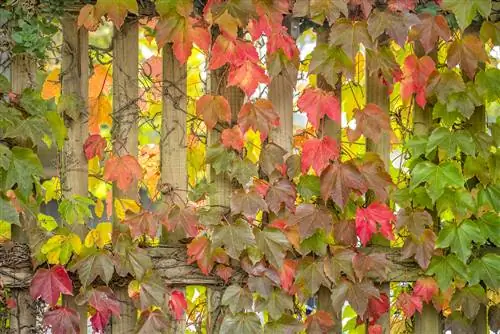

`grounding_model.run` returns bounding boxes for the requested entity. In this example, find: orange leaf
[41,69,61,101]
[89,64,112,99]
[103,155,143,191]
[196,94,231,130]
[78,4,100,31]
[228,60,270,96]
[221,126,244,152]
[89,95,112,135]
